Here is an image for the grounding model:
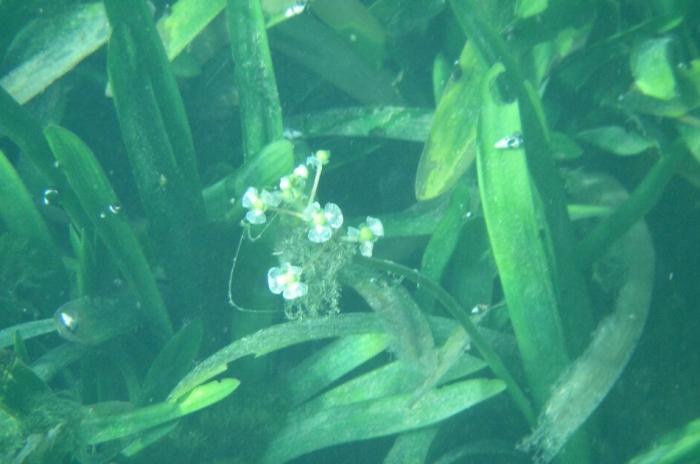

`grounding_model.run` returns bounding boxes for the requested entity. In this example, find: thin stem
[269,206,306,221]
[307,162,323,208]
[358,256,536,425]
[227,231,278,314]
[578,143,687,267]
